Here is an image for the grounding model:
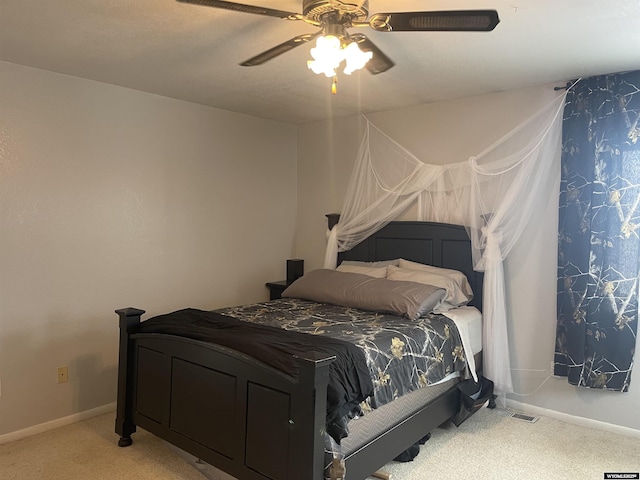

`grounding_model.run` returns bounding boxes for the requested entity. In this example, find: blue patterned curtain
[555,71,640,392]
